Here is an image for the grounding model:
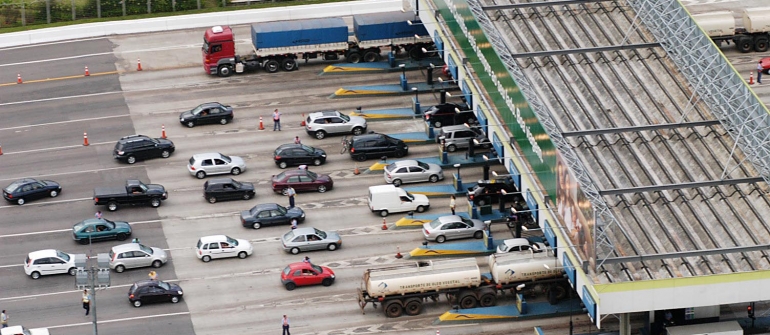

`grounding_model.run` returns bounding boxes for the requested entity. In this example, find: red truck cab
[202,26,237,76]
